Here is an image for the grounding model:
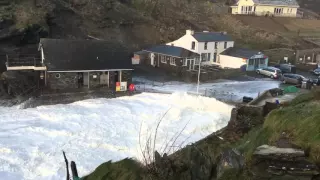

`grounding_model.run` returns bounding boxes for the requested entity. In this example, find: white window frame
[170,57,176,65]
[161,55,166,63]
[183,58,187,66]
